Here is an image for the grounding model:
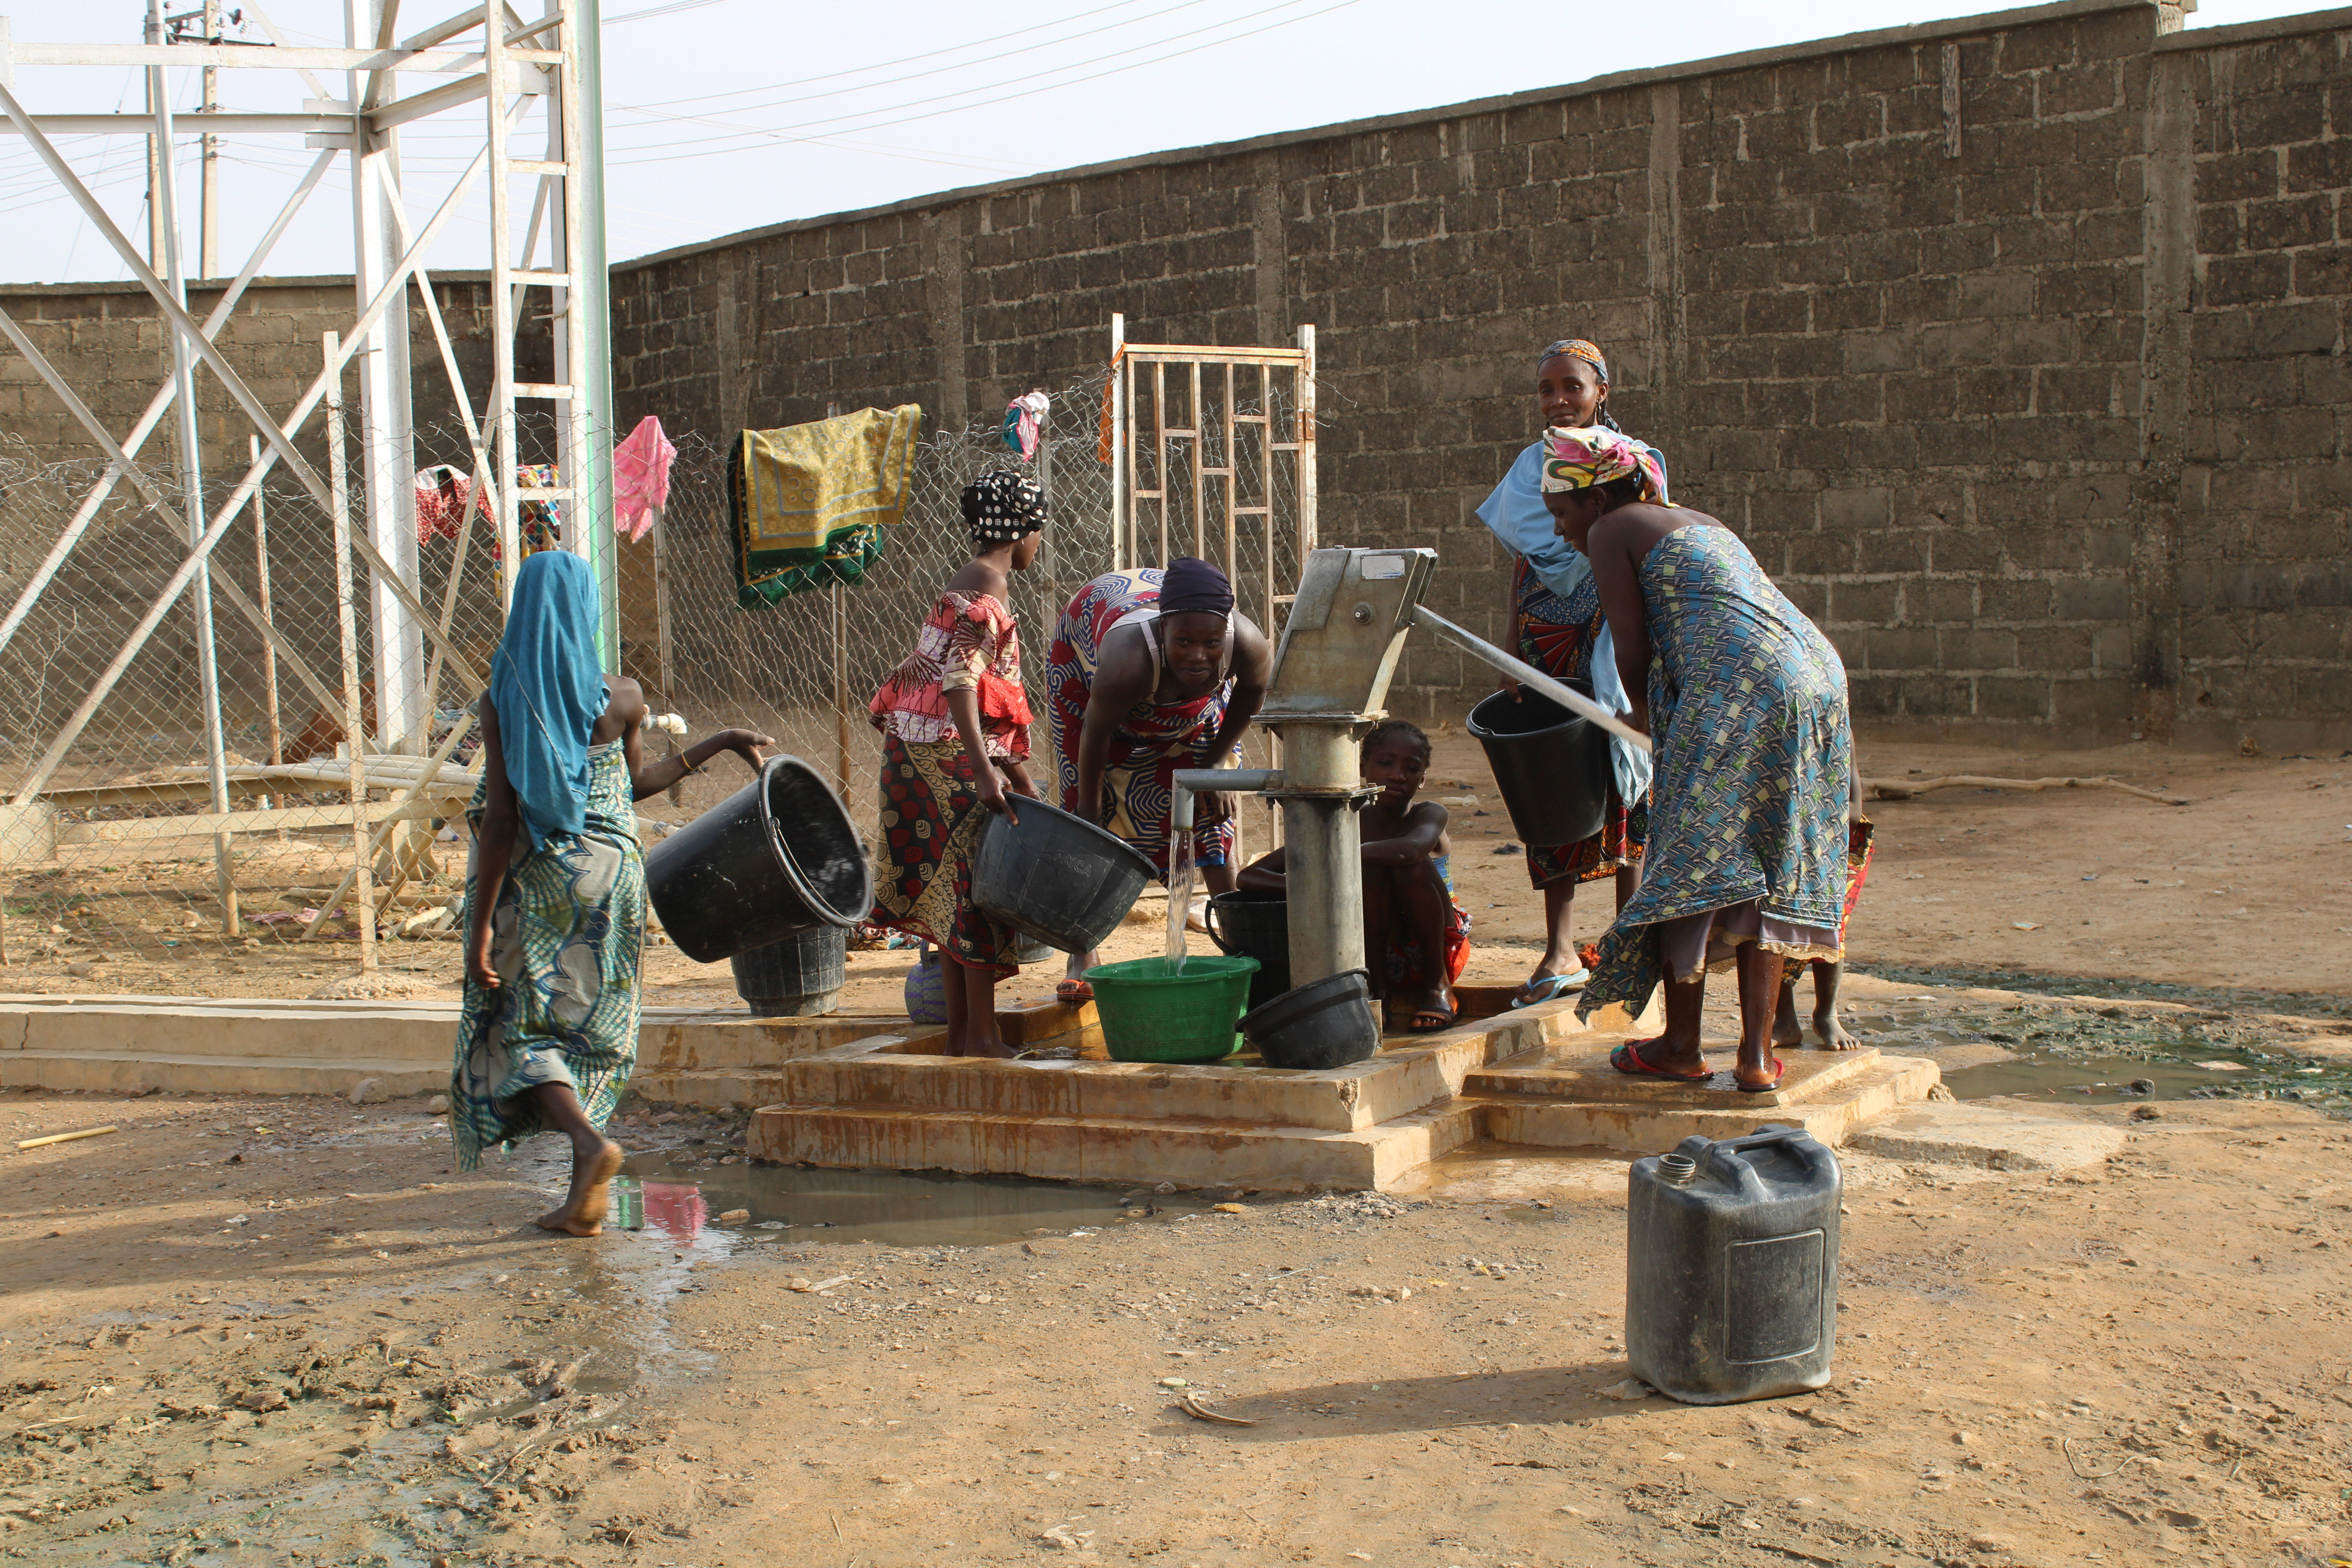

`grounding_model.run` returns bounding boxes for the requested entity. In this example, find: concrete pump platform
[0,989,1938,1189]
